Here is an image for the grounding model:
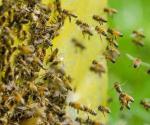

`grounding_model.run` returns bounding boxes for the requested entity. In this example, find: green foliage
[108,0,150,124]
